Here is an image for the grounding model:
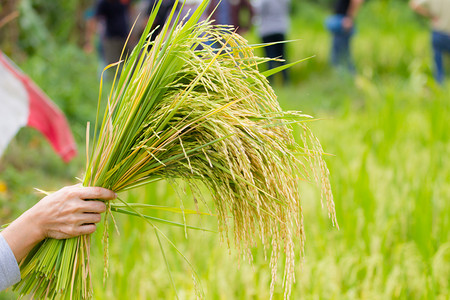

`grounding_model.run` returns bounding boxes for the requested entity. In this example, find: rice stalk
[14,0,335,299]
